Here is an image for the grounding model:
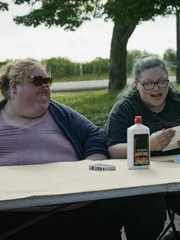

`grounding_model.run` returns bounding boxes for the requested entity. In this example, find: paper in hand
[174,154,180,163]
[163,126,180,151]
